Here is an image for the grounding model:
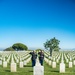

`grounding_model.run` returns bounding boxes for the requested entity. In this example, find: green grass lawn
[44,61,75,75]
[0,61,75,75]
[0,62,33,75]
